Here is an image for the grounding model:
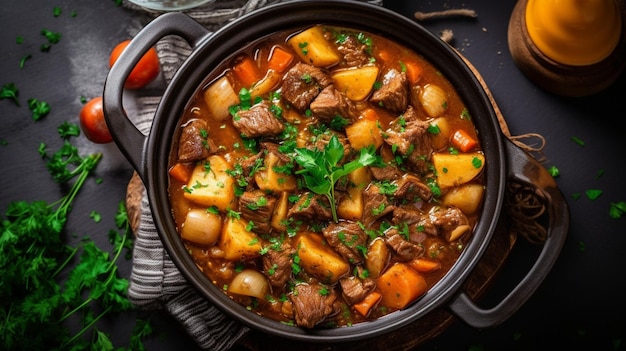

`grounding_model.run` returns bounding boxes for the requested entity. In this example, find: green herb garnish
[585,189,603,200]
[1,82,20,106]
[609,201,626,219]
[28,98,51,120]
[571,136,585,146]
[547,165,559,177]
[293,135,379,222]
